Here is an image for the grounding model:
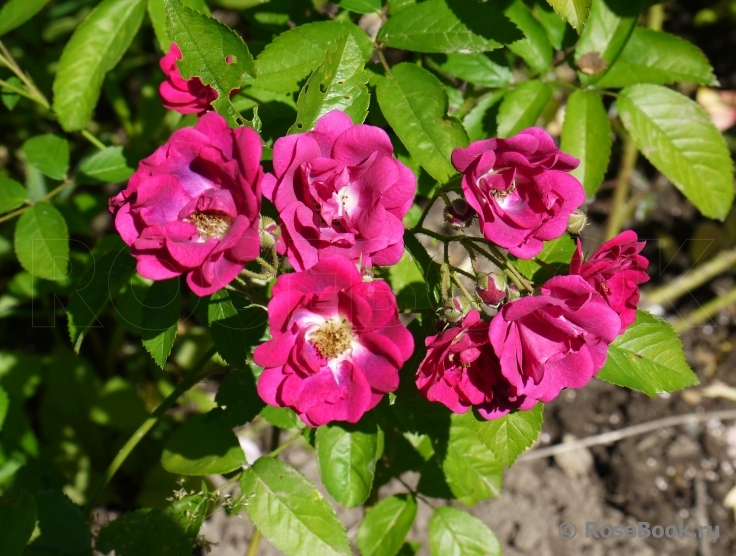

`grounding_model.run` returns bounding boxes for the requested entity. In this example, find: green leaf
[378,0,522,54]
[289,32,369,134]
[161,414,246,475]
[504,0,553,73]
[316,417,379,508]
[1,76,22,110]
[14,202,69,281]
[403,230,441,306]
[387,251,434,311]
[254,21,373,94]
[0,386,7,431]
[165,0,255,126]
[561,89,611,196]
[512,234,576,281]
[0,0,52,36]
[438,412,503,506]
[97,508,193,556]
[141,279,181,368]
[598,310,699,396]
[0,177,29,214]
[618,84,735,220]
[241,457,351,556]
[574,0,645,84]
[78,146,135,184]
[595,28,717,89]
[356,495,417,556]
[205,368,265,428]
[428,507,501,556]
[22,135,69,180]
[30,491,90,556]
[472,404,543,466]
[536,1,571,49]
[260,405,299,429]
[339,0,381,13]
[52,0,147,131]
[545,0,591,33]
[496,80,552,138]
[464,91,505,142]
[67,252,137,351]
[0,491,36,556]
[429,53,511,88]
[148,0,211,52]
[208,290,267,369]
[377,63,469,183]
